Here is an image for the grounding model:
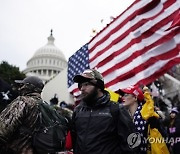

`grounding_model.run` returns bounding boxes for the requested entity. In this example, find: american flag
[67,44,90,97]
[68,0,180,98]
